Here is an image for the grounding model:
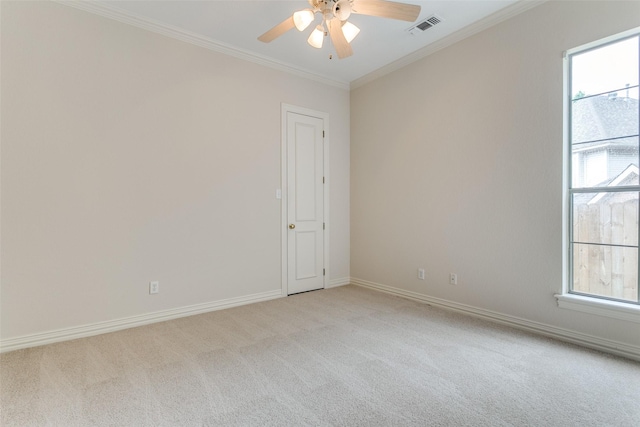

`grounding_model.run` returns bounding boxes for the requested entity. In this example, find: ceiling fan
[258,0,421,59]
